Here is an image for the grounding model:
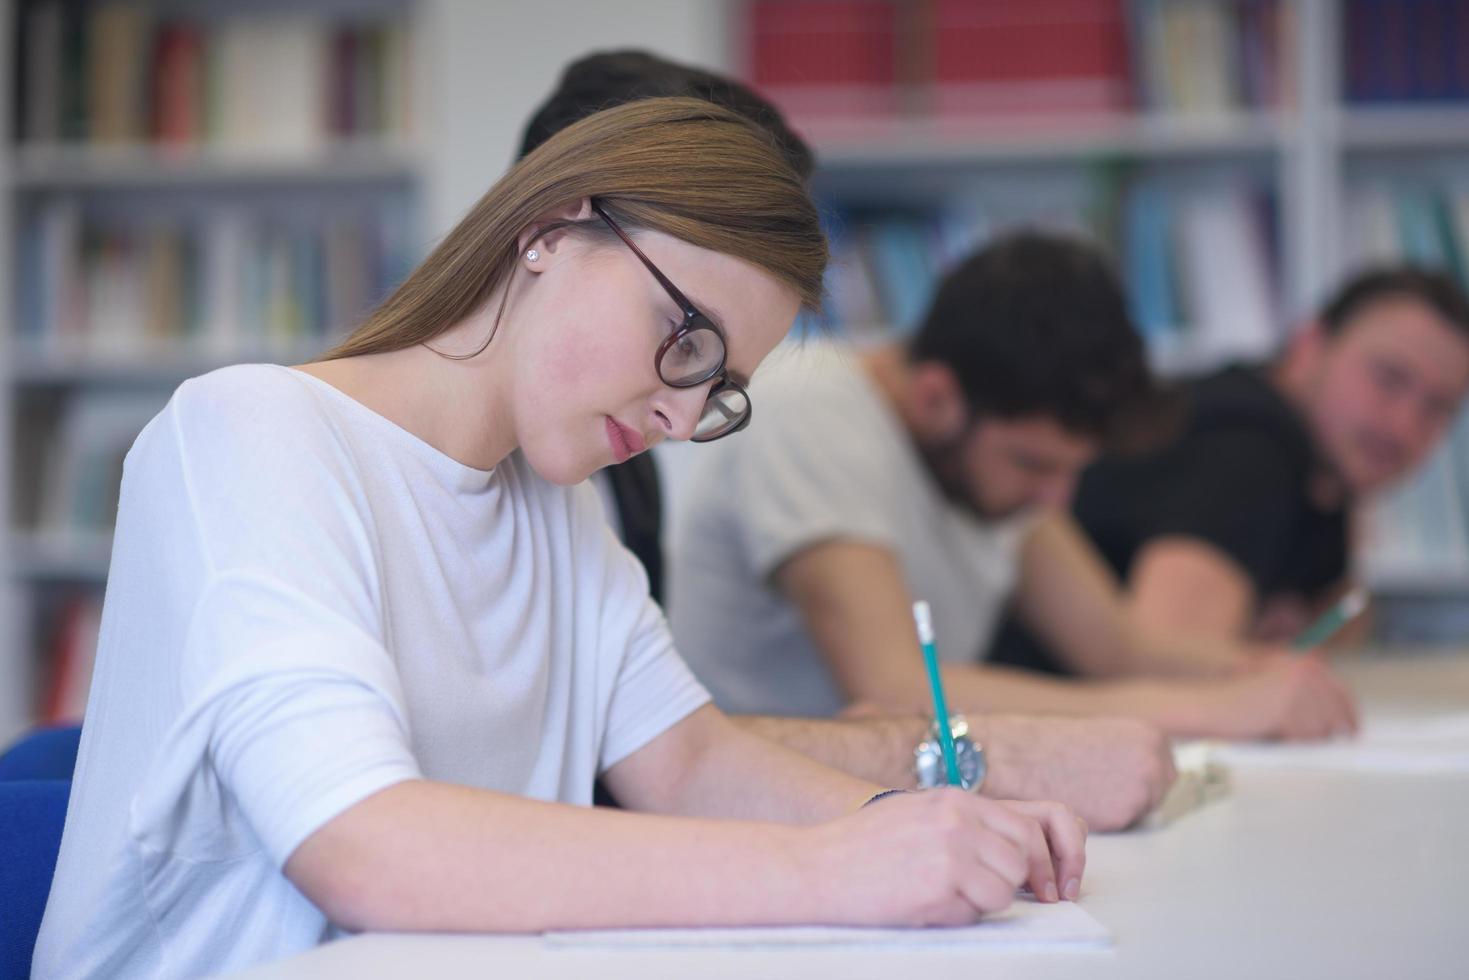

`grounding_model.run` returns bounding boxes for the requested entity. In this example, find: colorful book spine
[746,0,1292,123]
[16,197,414,362]
[17,6,414,150]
